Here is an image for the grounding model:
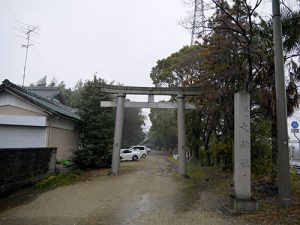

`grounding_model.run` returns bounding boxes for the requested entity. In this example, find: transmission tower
[190,0,205,45]
[20,25,40,86]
